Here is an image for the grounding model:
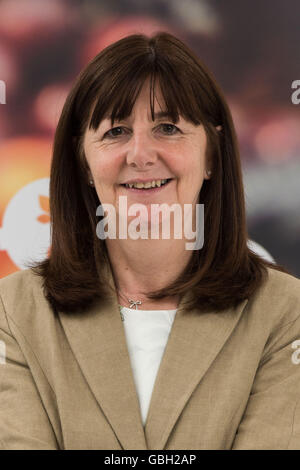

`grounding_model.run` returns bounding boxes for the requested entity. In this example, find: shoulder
[0,268,44,304]
[0,268,52,329]
[258,267,300,304]
[0,267,43,290]
[246,266,300,331]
